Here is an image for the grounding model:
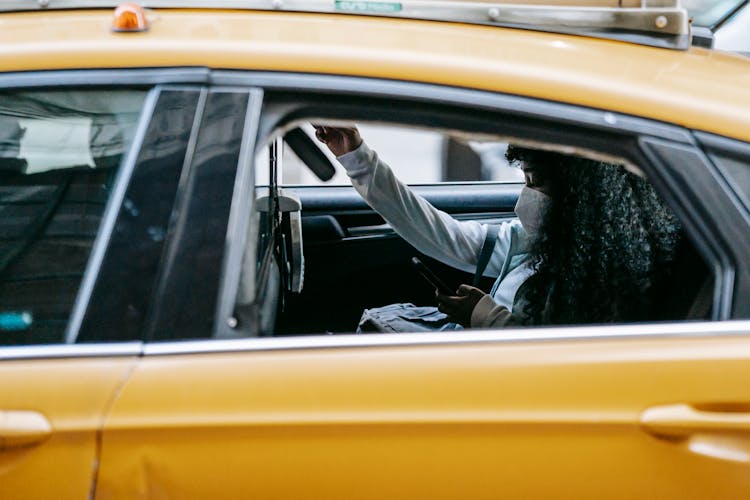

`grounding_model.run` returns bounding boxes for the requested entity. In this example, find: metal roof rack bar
[6,0,691,50]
